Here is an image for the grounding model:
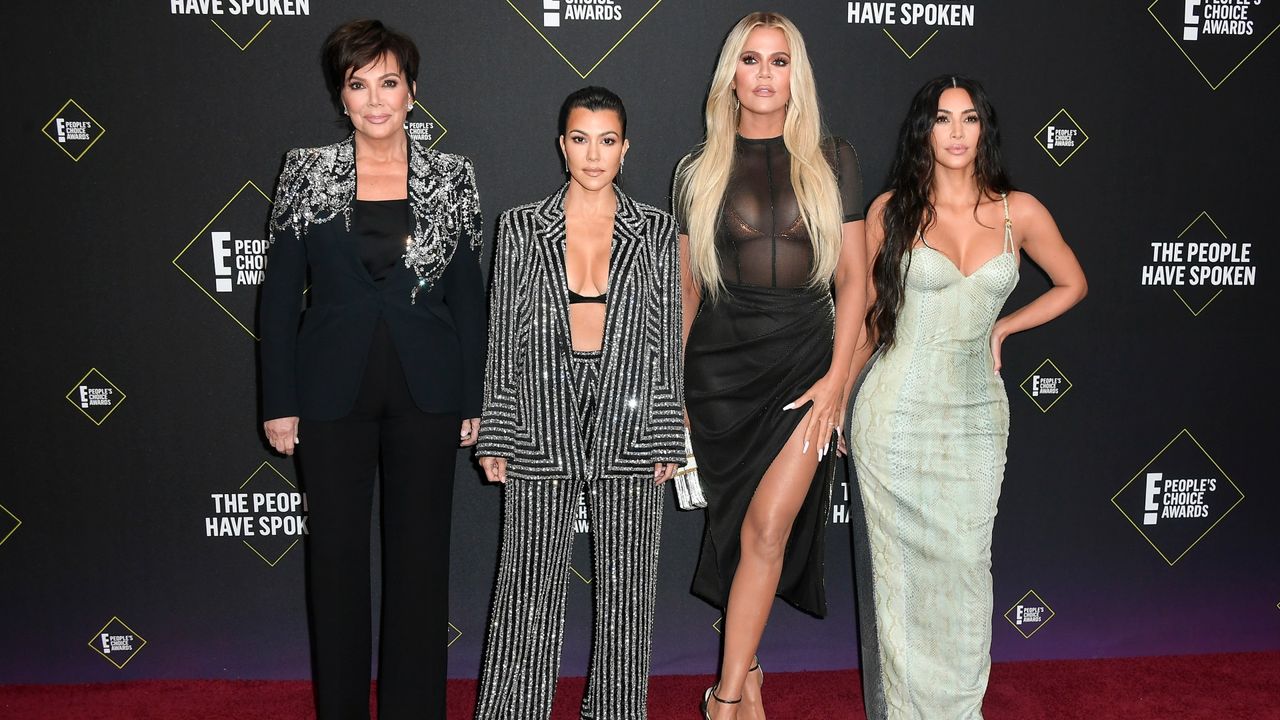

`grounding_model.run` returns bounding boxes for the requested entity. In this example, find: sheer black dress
[675,135,863,616]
